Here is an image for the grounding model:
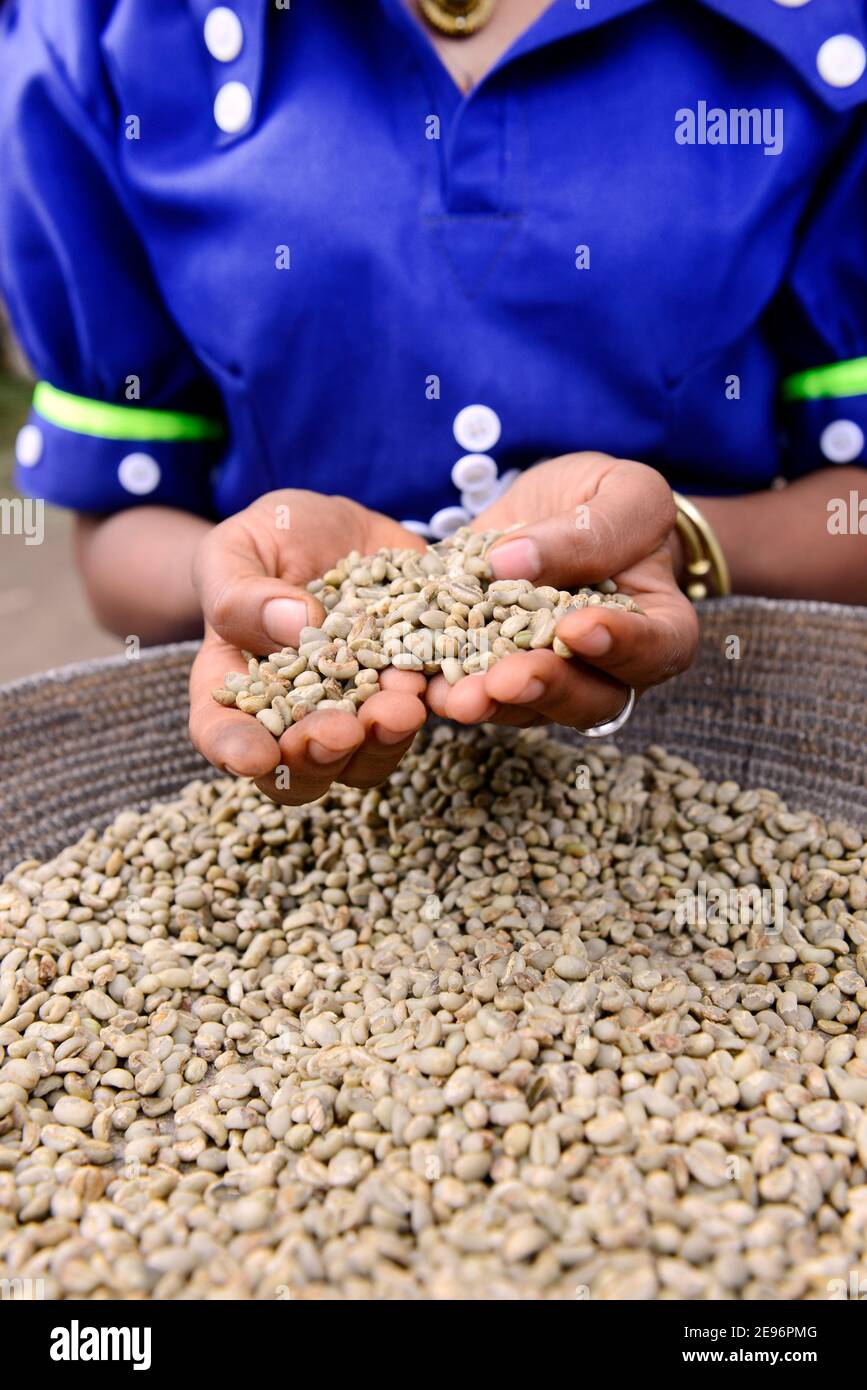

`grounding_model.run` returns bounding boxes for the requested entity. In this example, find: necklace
[417,0,498,38]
